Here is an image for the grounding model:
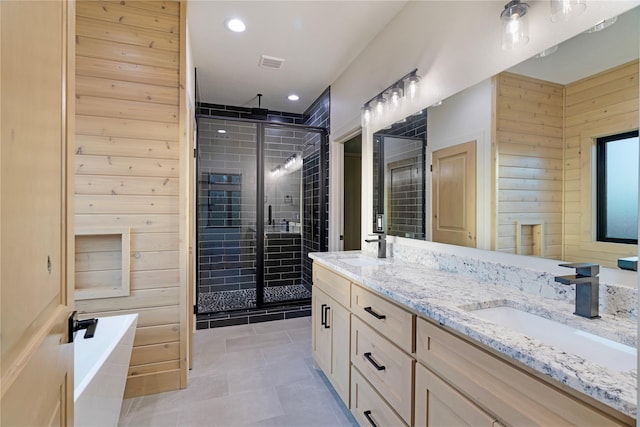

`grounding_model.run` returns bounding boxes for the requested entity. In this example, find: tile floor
[118,317,358,427]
